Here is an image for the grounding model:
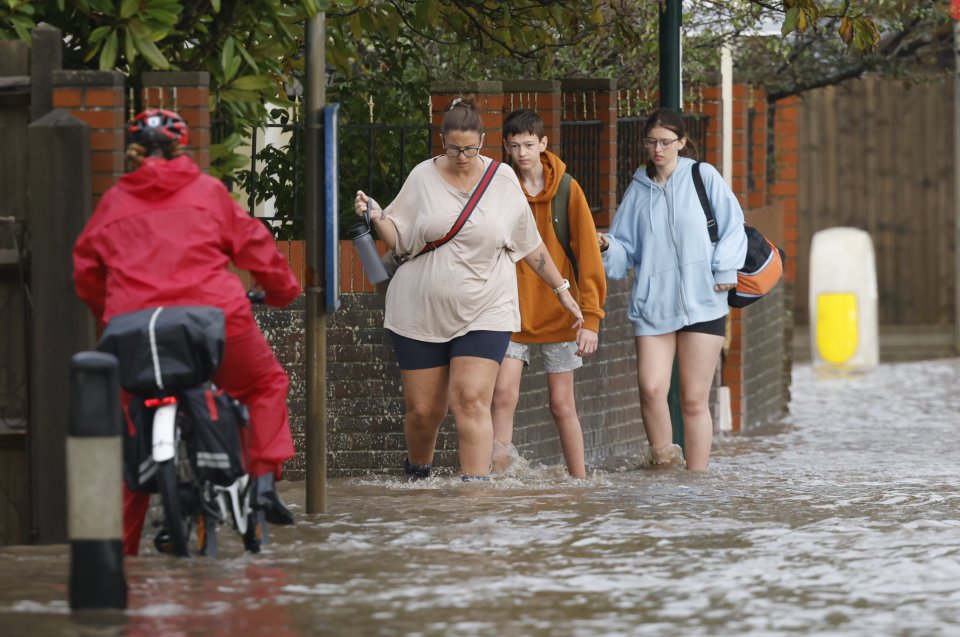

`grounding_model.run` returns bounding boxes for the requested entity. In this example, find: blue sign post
[324,103,340,314]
